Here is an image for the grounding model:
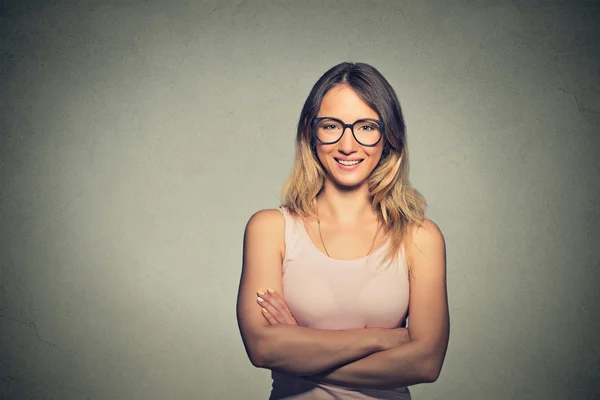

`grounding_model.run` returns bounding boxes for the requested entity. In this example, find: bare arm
[311,220,450,387]
[236,209,404,376]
